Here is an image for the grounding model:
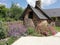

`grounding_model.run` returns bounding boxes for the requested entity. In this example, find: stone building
[20,0,60,36]
[20,0,52,28]
[44,8,60,26]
